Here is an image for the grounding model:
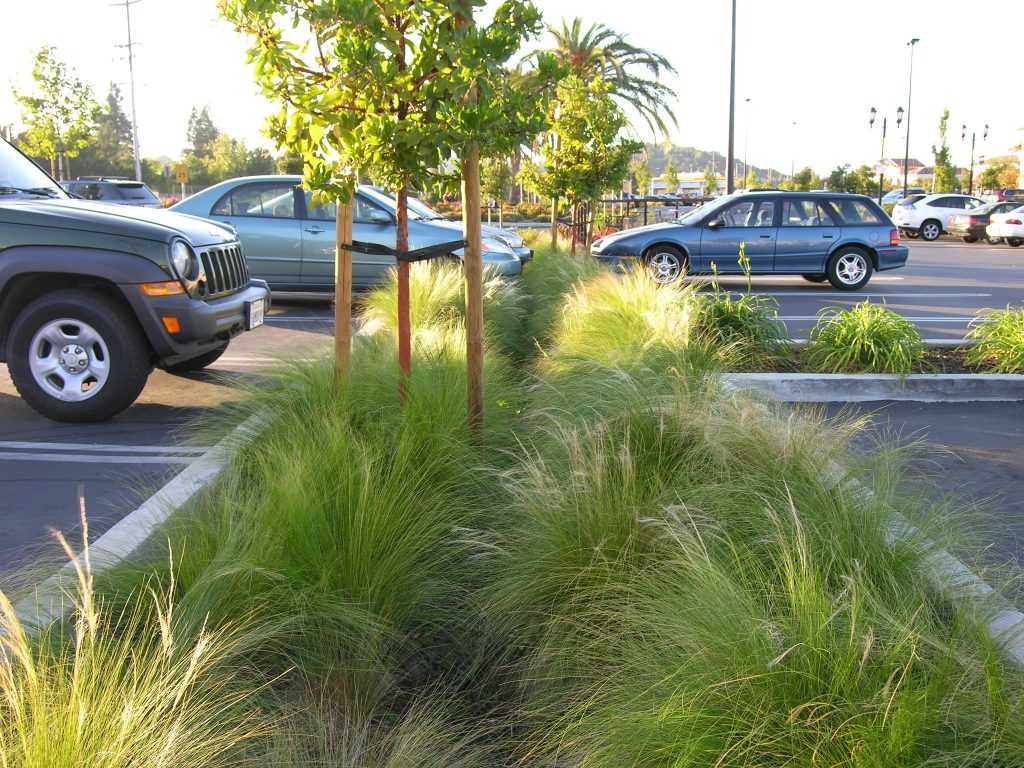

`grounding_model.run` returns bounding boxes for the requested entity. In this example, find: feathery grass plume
[520,235,605,347]
[964,304,1024,372]
[804,300,930,374]
[0,526,272,768]
[359,260,527,358]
